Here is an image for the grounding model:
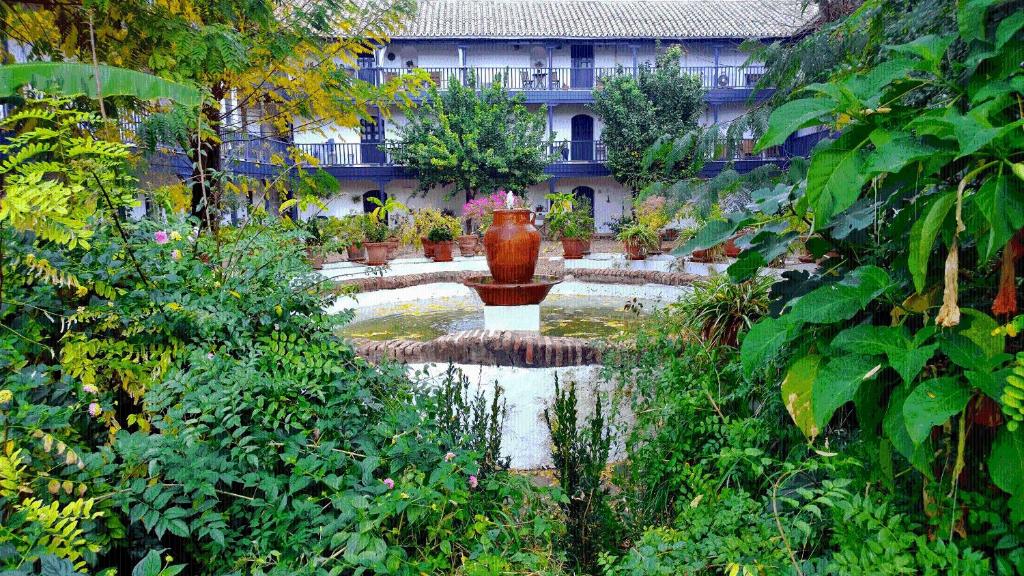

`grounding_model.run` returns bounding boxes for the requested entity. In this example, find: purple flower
[171,249,181,261]
[88,403,101,418]
[207,352,215,360]
[383,478,395,490]
[82,384,98,394]
[468,475,478,489]
[444,451,456,462]
[154,230,169,245]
